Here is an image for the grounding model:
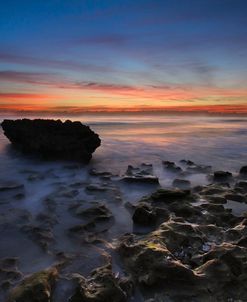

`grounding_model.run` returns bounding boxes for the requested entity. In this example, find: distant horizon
[0,104,247,116]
